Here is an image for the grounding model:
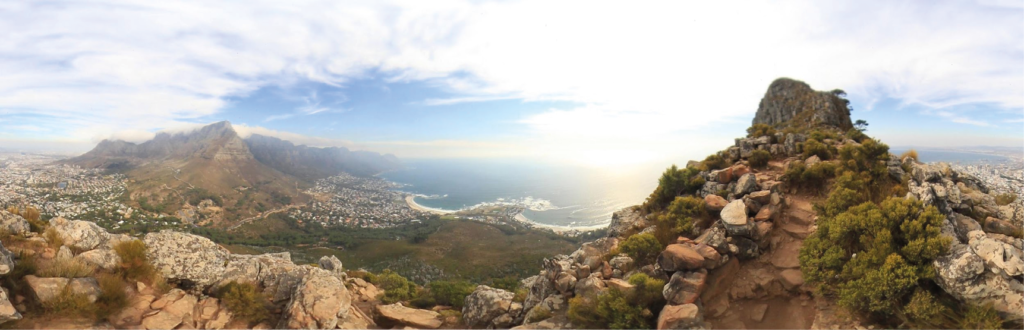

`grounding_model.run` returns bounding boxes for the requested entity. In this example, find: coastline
[404,194,608,233]
[405,195,455,215]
